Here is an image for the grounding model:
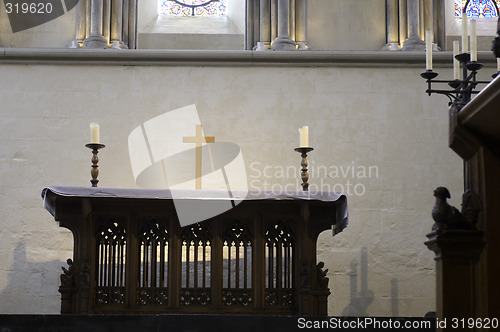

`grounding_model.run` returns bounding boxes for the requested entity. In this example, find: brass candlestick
[294,147,314,191]
[85,143,105,187]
